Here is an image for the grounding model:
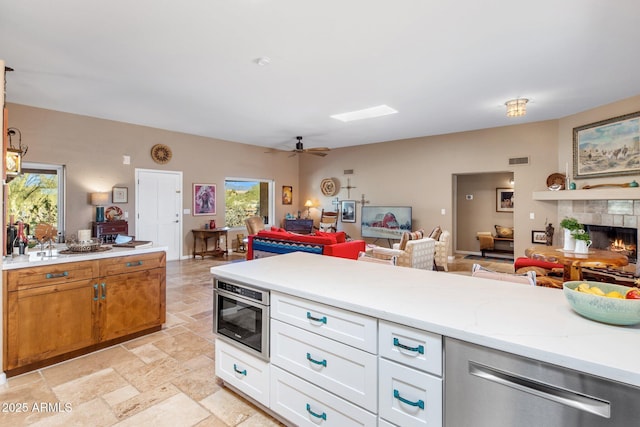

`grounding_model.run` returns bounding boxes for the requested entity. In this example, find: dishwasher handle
[469,361,611,419]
